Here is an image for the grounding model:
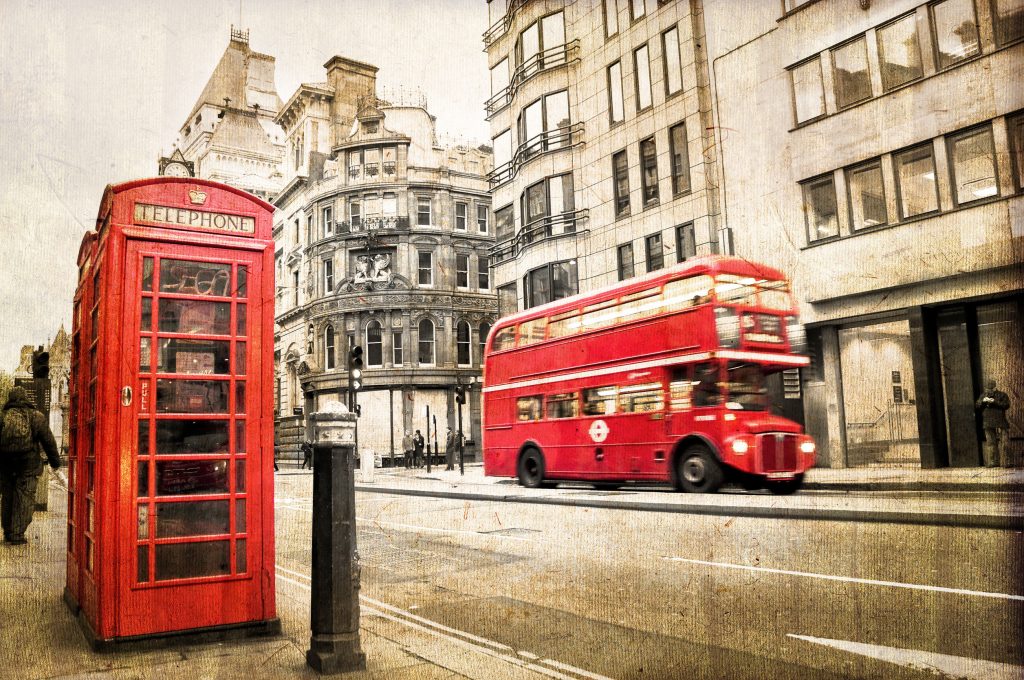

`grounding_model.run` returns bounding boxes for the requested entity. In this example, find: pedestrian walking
[300,440,314,470]
[413,430,425,468]
[445,427,457,471]
[402,431,414,469]
[1,387,60,545]
[976,380,1011,467]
